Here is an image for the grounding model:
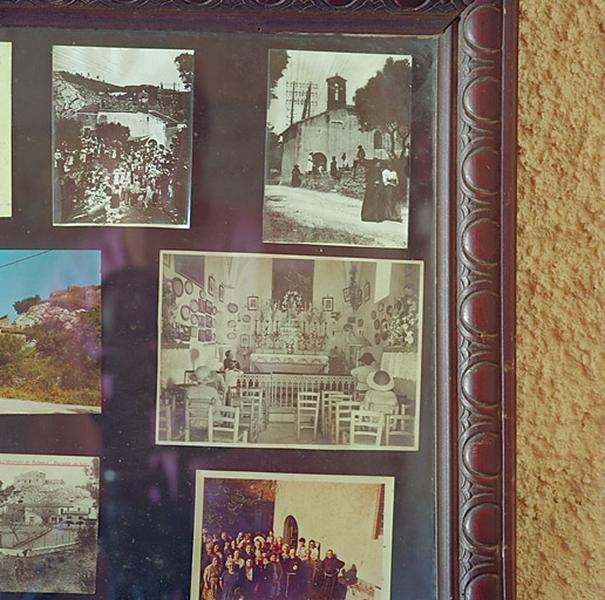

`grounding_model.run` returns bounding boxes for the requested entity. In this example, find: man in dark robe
[284,548,303,599]
[322,549,345,600]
